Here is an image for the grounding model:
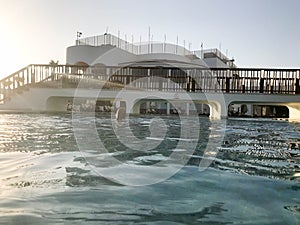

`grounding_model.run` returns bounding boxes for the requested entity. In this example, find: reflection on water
[0,114,76,154]
[215,119,300,180]
[0,113,299,224]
